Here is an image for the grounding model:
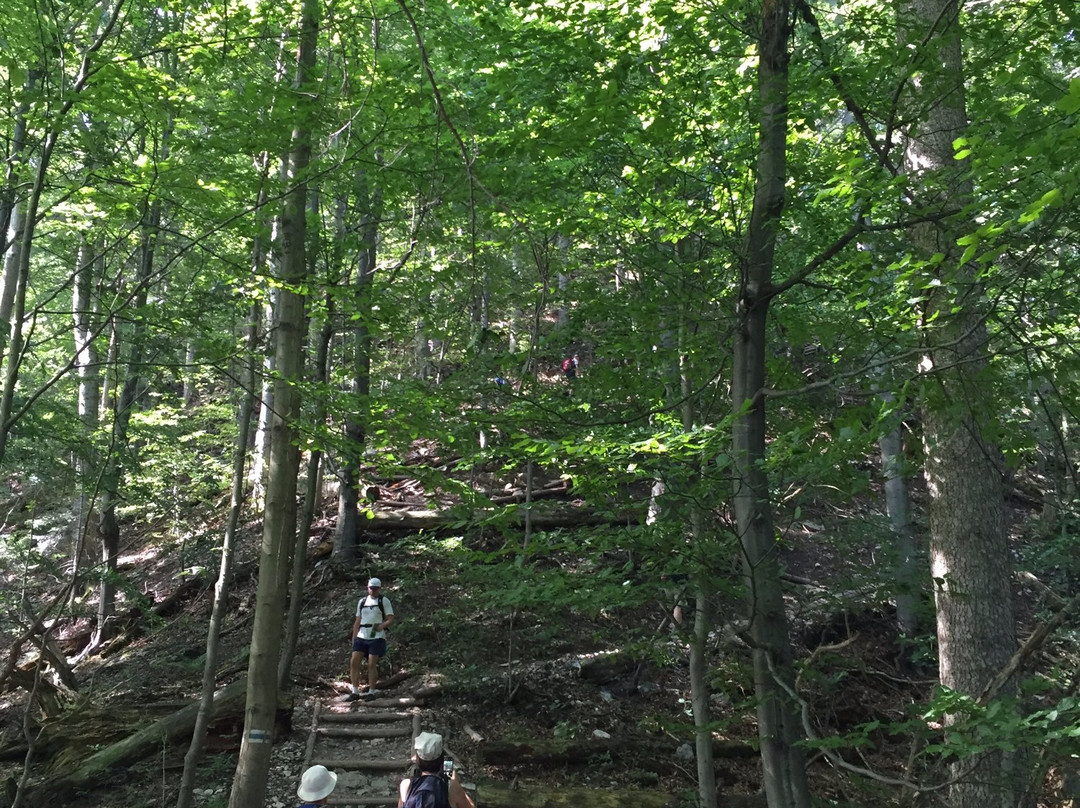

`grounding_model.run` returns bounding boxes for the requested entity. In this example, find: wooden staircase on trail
[301,698,422,806]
